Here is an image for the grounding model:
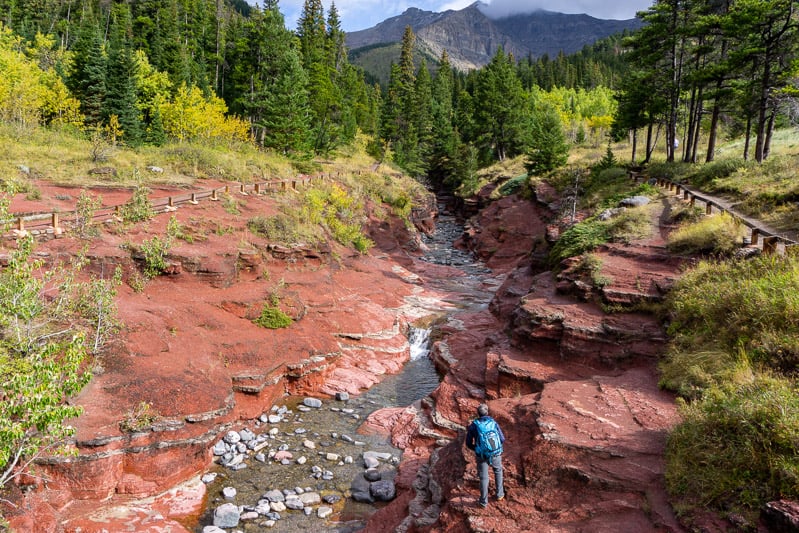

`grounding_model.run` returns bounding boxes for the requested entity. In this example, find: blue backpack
[473,418,503,458]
